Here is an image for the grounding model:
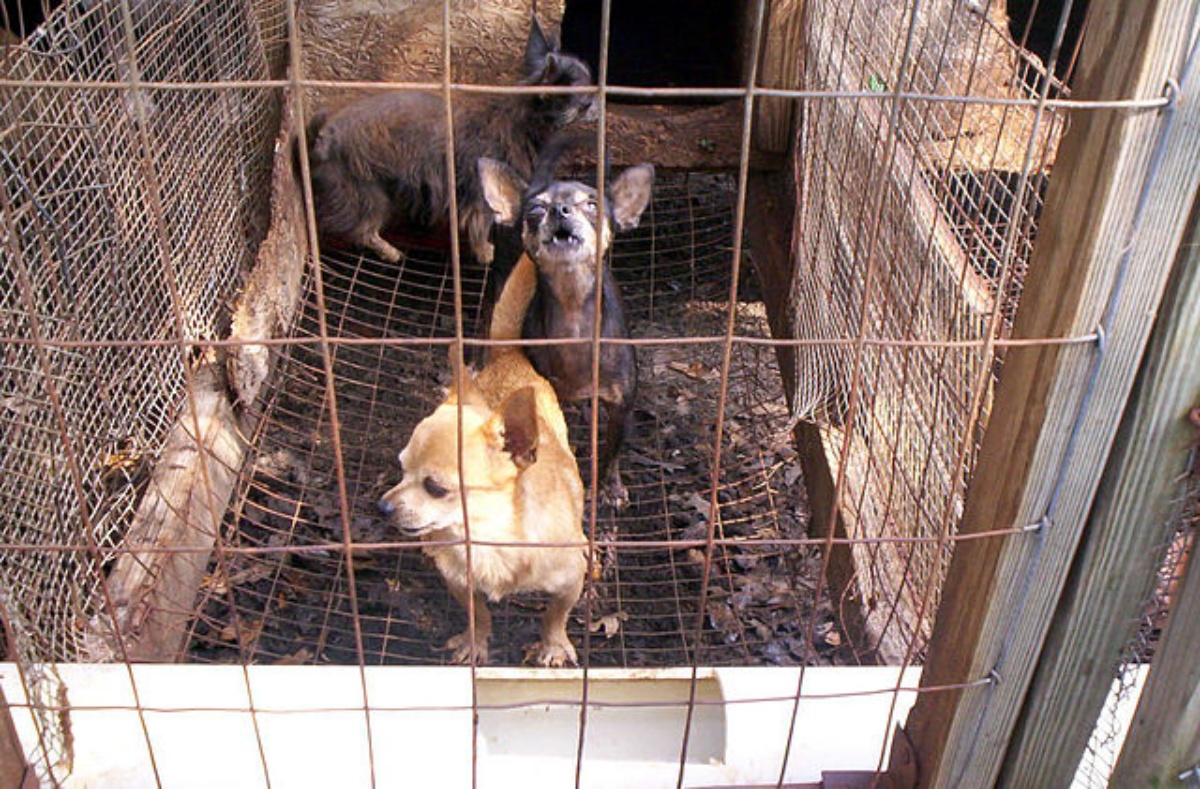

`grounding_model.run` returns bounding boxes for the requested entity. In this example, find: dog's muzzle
[378,497,433,538]
[546,213,585,248]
